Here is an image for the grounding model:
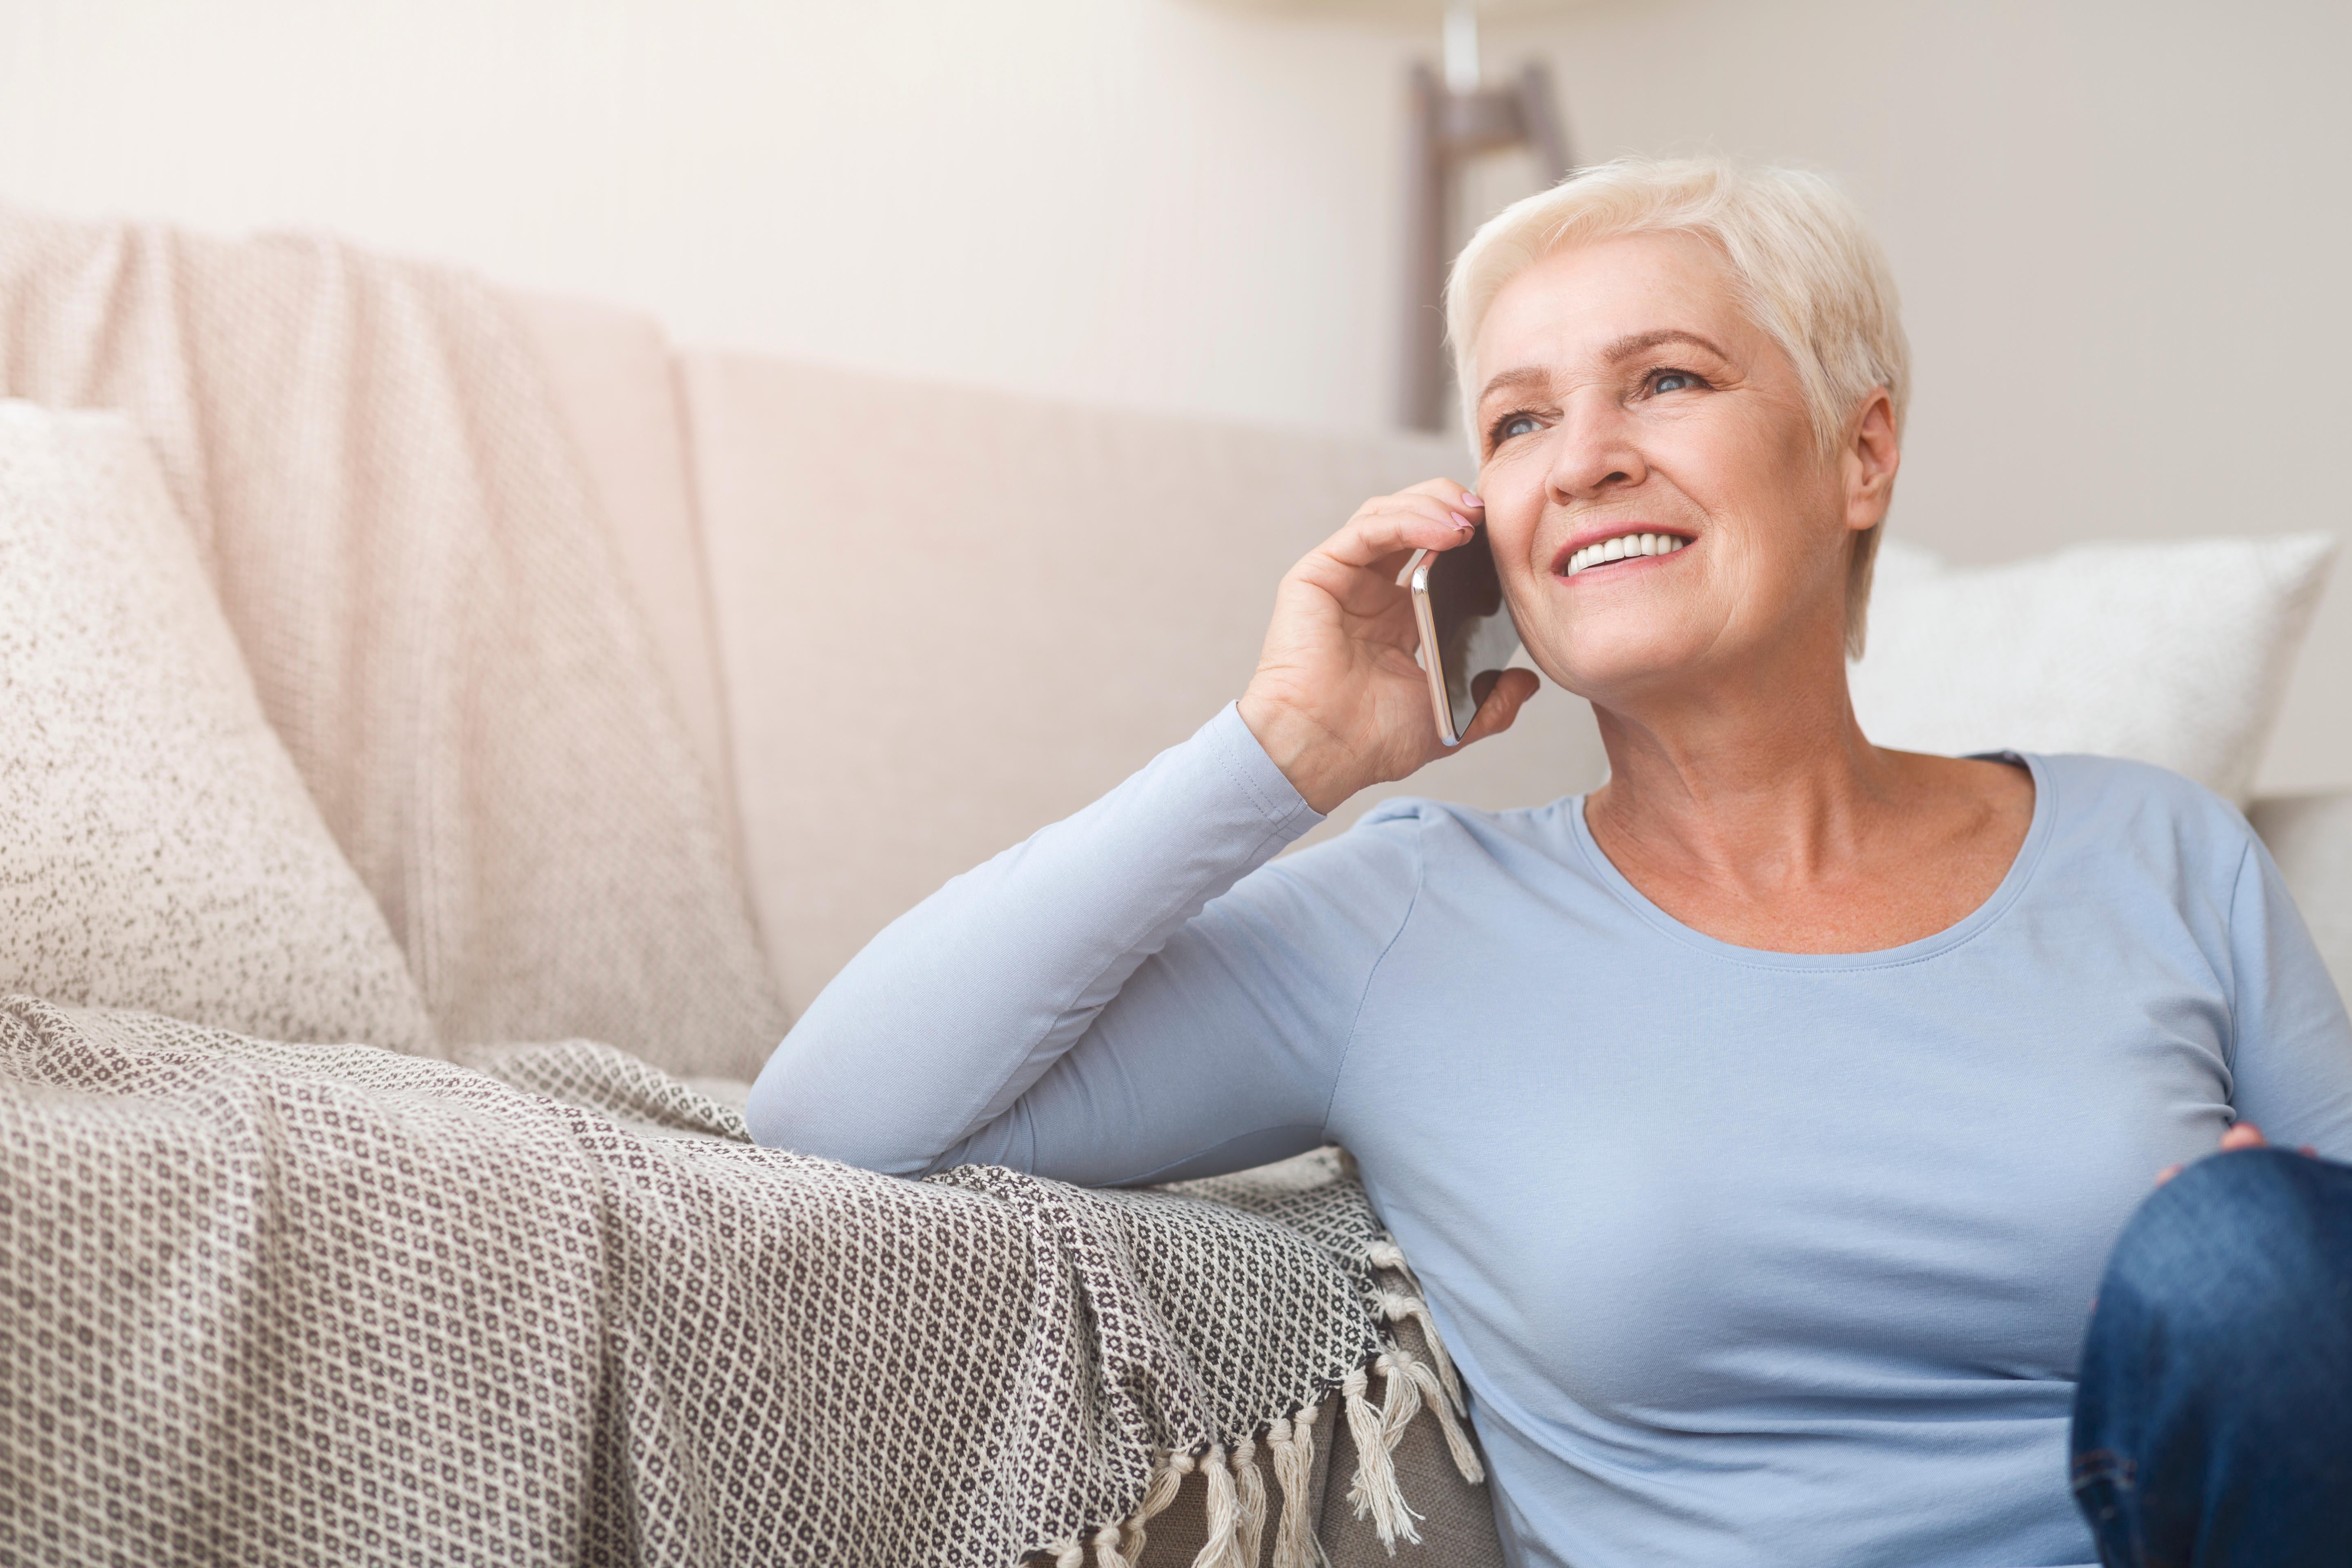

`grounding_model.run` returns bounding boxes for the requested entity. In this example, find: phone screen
[1419,524,1523,743]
